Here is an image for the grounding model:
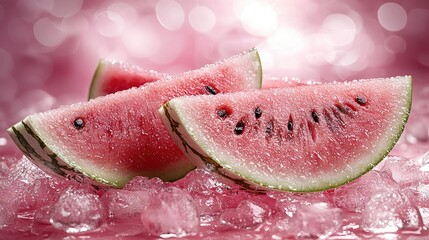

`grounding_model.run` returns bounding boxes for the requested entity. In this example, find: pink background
[0,0,428,155]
